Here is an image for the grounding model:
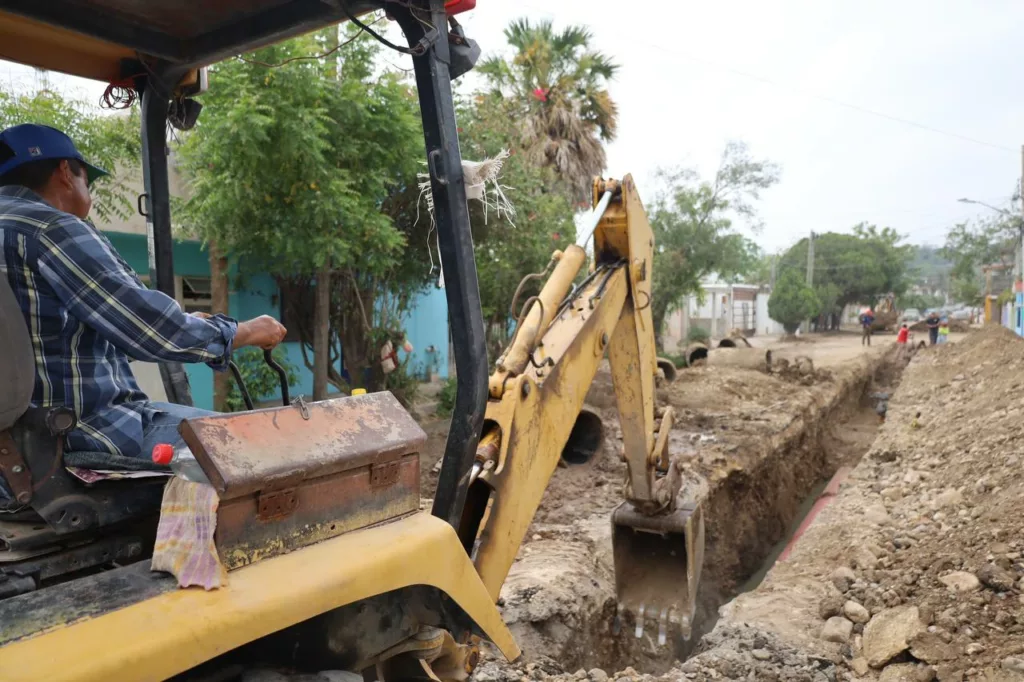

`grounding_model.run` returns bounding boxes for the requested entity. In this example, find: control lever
[263,349,290,406]
[226,350,290,412]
